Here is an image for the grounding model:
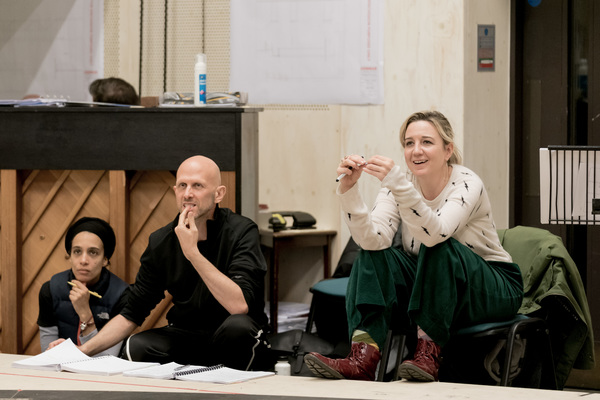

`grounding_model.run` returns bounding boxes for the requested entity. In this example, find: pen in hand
[336,158,367,182]
[336,166,352,182]
[68,281,102,299]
